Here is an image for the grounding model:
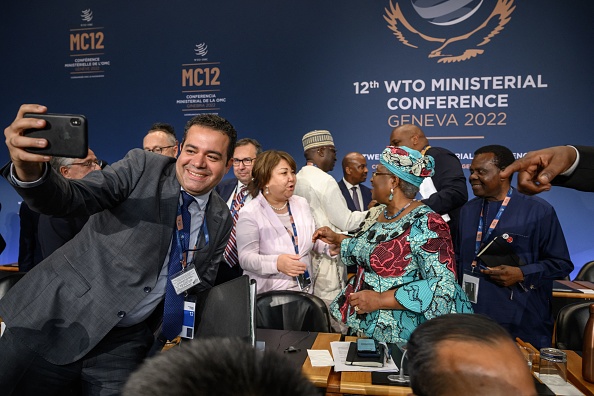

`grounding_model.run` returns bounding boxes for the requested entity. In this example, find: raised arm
[4,104,51,181]
[500,146,577,195]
